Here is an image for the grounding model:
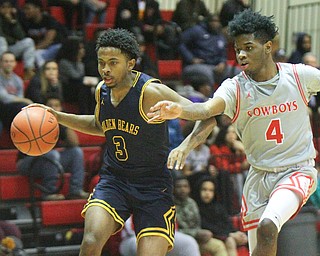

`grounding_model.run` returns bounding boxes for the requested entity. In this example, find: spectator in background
[0,0,36,80]
[209,124,249,214]
[47,0,83,31]
[210,124,249,175]
[179,13,238,87]
[219,0,250,30]
[0,51,32,132]
[273,48,287,63]
[17,95,89,201]
[83,28,104,78]
[84,0,108,24]
[0,221,27,256]
[195,177,248,256]
[183,141,211,176]
[173,177,229,256]
[115,0,142,38]
[303,52,319,68]
[178,76,213,103]
[302,52,319,118]
[56,36,95,114]
[141,0,162,44]
[168,119,184,151]
[25,60,63,104]
[134,35,158,78]
[172,0,209,31]
[119,215,201,256]
[154,19,181,60]
[219,0,250,60]
[20,0,68,67]
[288,32,312,64]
